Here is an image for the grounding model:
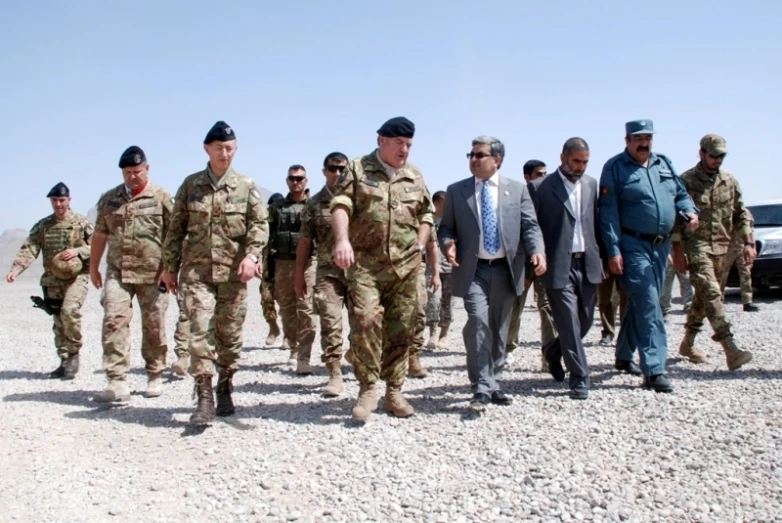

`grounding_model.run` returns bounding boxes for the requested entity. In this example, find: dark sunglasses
[325,165,346,173]
[287,176,306,183]
[466,152,494,160]
[707,152,726,160]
